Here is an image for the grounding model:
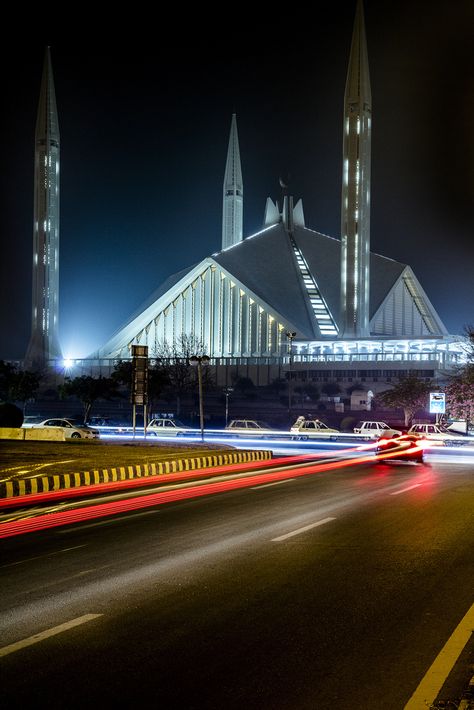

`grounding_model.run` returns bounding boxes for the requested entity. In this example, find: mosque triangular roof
[96,221,447,359]
[213,223,408,339]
